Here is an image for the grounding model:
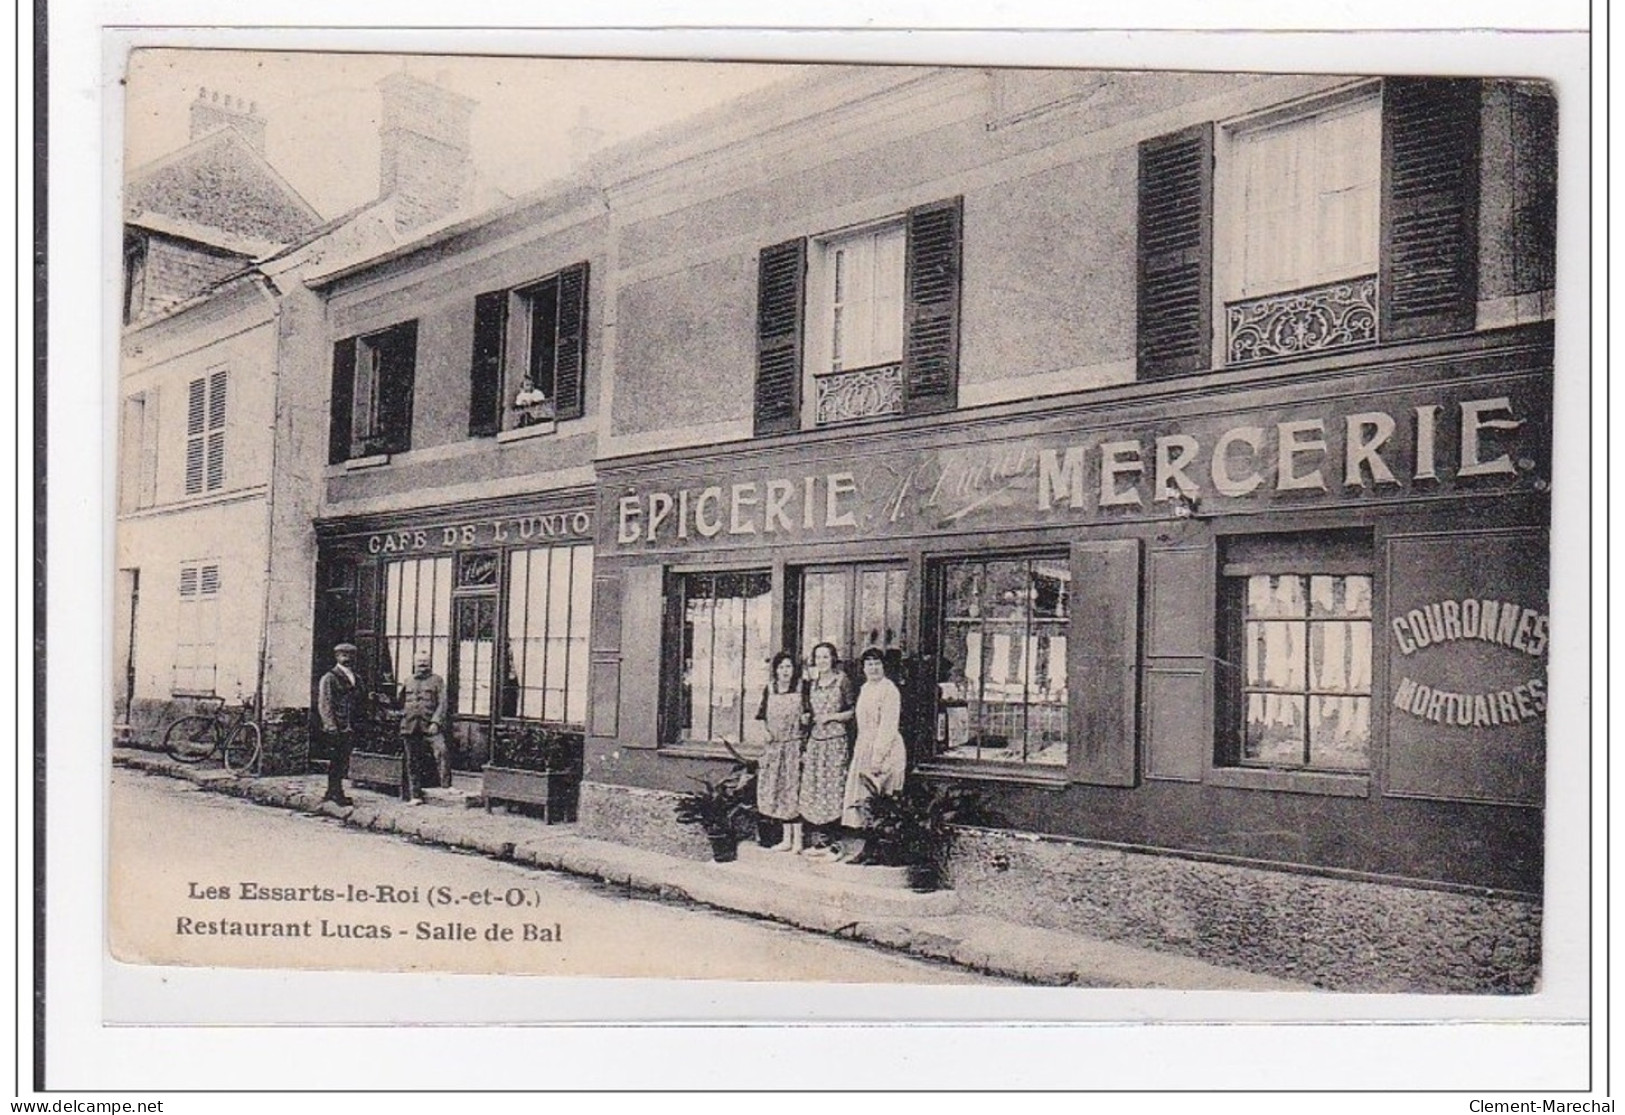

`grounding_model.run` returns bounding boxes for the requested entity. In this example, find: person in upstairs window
[317,642,361,807]
[398,649,448,804]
